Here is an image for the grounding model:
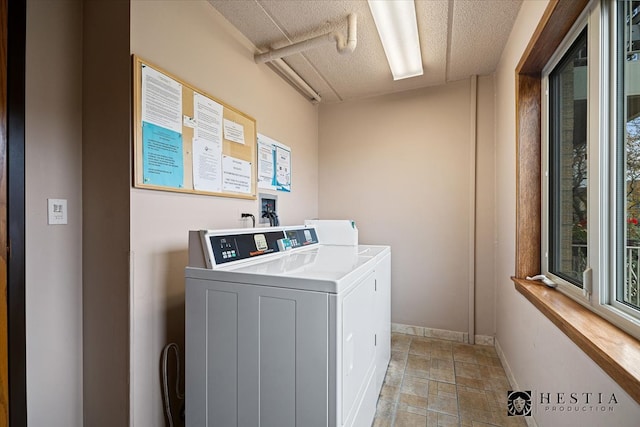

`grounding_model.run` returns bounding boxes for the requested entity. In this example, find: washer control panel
[201,226,319,268]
